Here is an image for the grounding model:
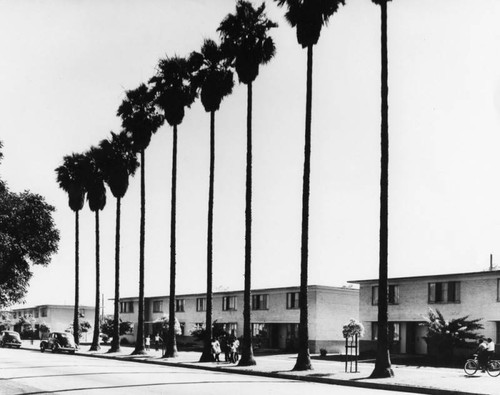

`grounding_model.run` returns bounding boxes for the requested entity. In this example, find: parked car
[0,331,22,348]
[40,332,77,354]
